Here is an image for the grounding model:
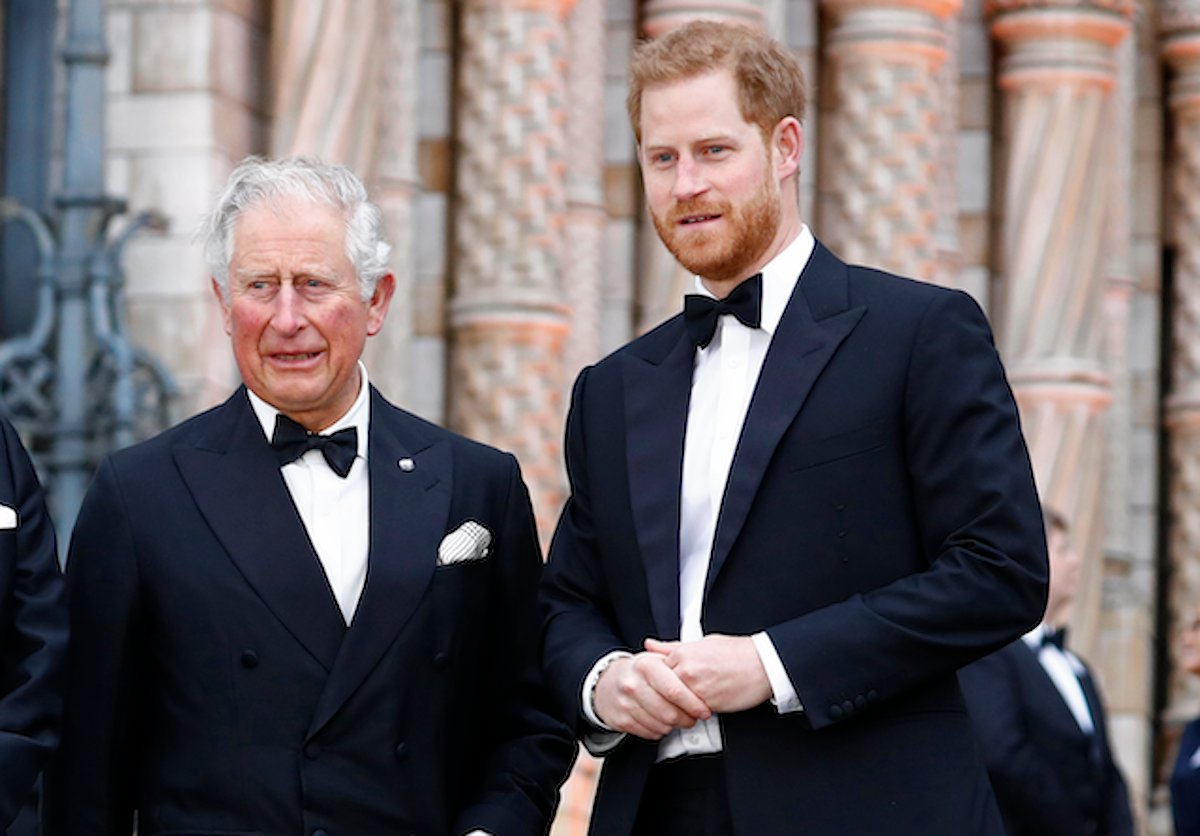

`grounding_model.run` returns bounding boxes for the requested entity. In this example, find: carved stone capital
[989,2,1130,90]
[641,0,767,37]
[825,5,953,66]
